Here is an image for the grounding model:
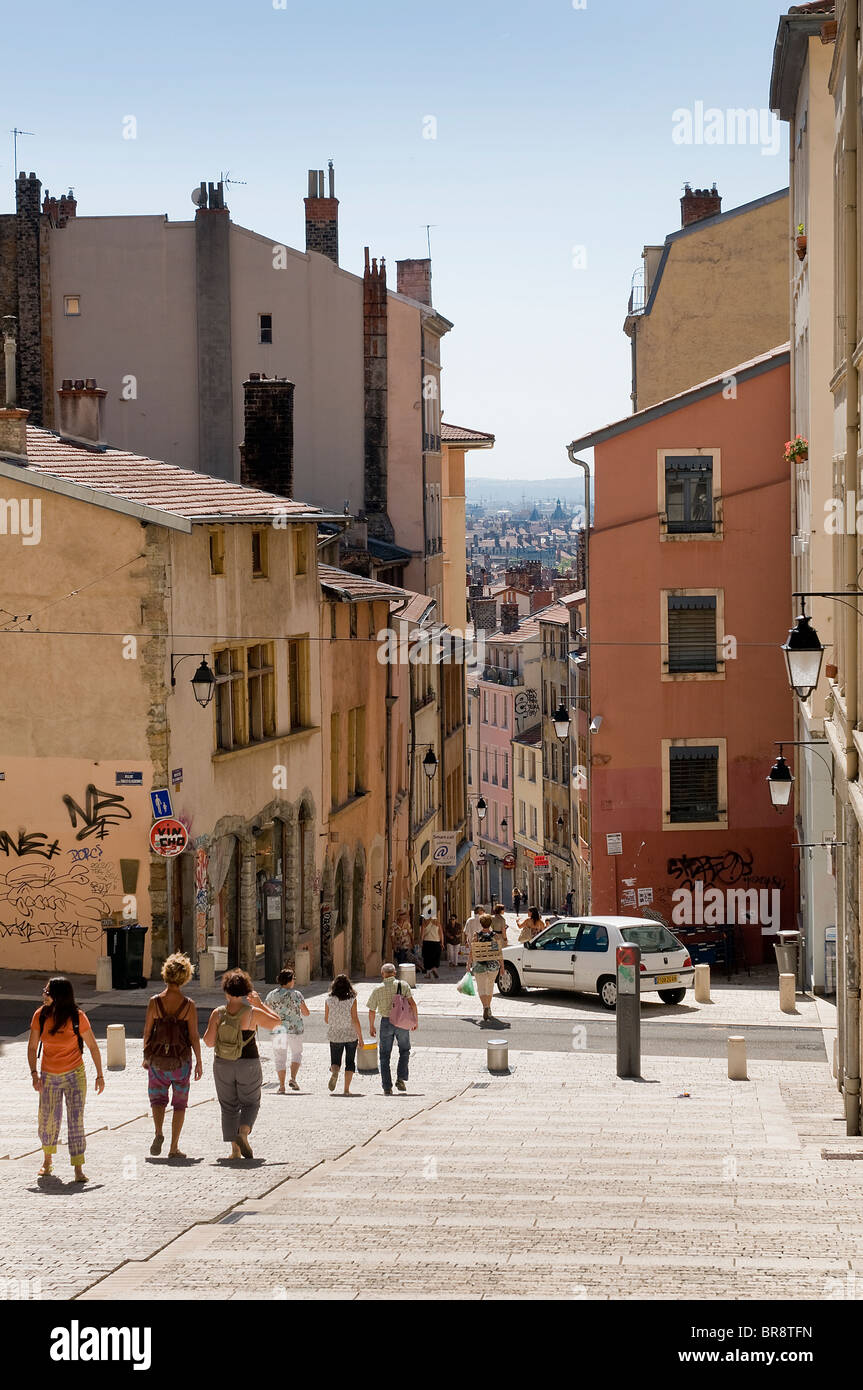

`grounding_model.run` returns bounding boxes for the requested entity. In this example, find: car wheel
[658,988,686,1005]
[498,964,522,997]
[597,976,617,1010]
